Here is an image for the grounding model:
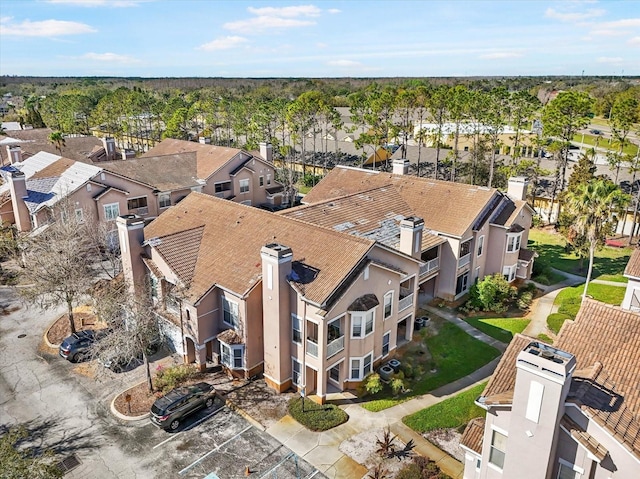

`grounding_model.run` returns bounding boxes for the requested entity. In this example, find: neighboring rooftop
[0,128,102,164]
[302,166,505,237]
[624,248,640,279]
[143,192,375,306]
